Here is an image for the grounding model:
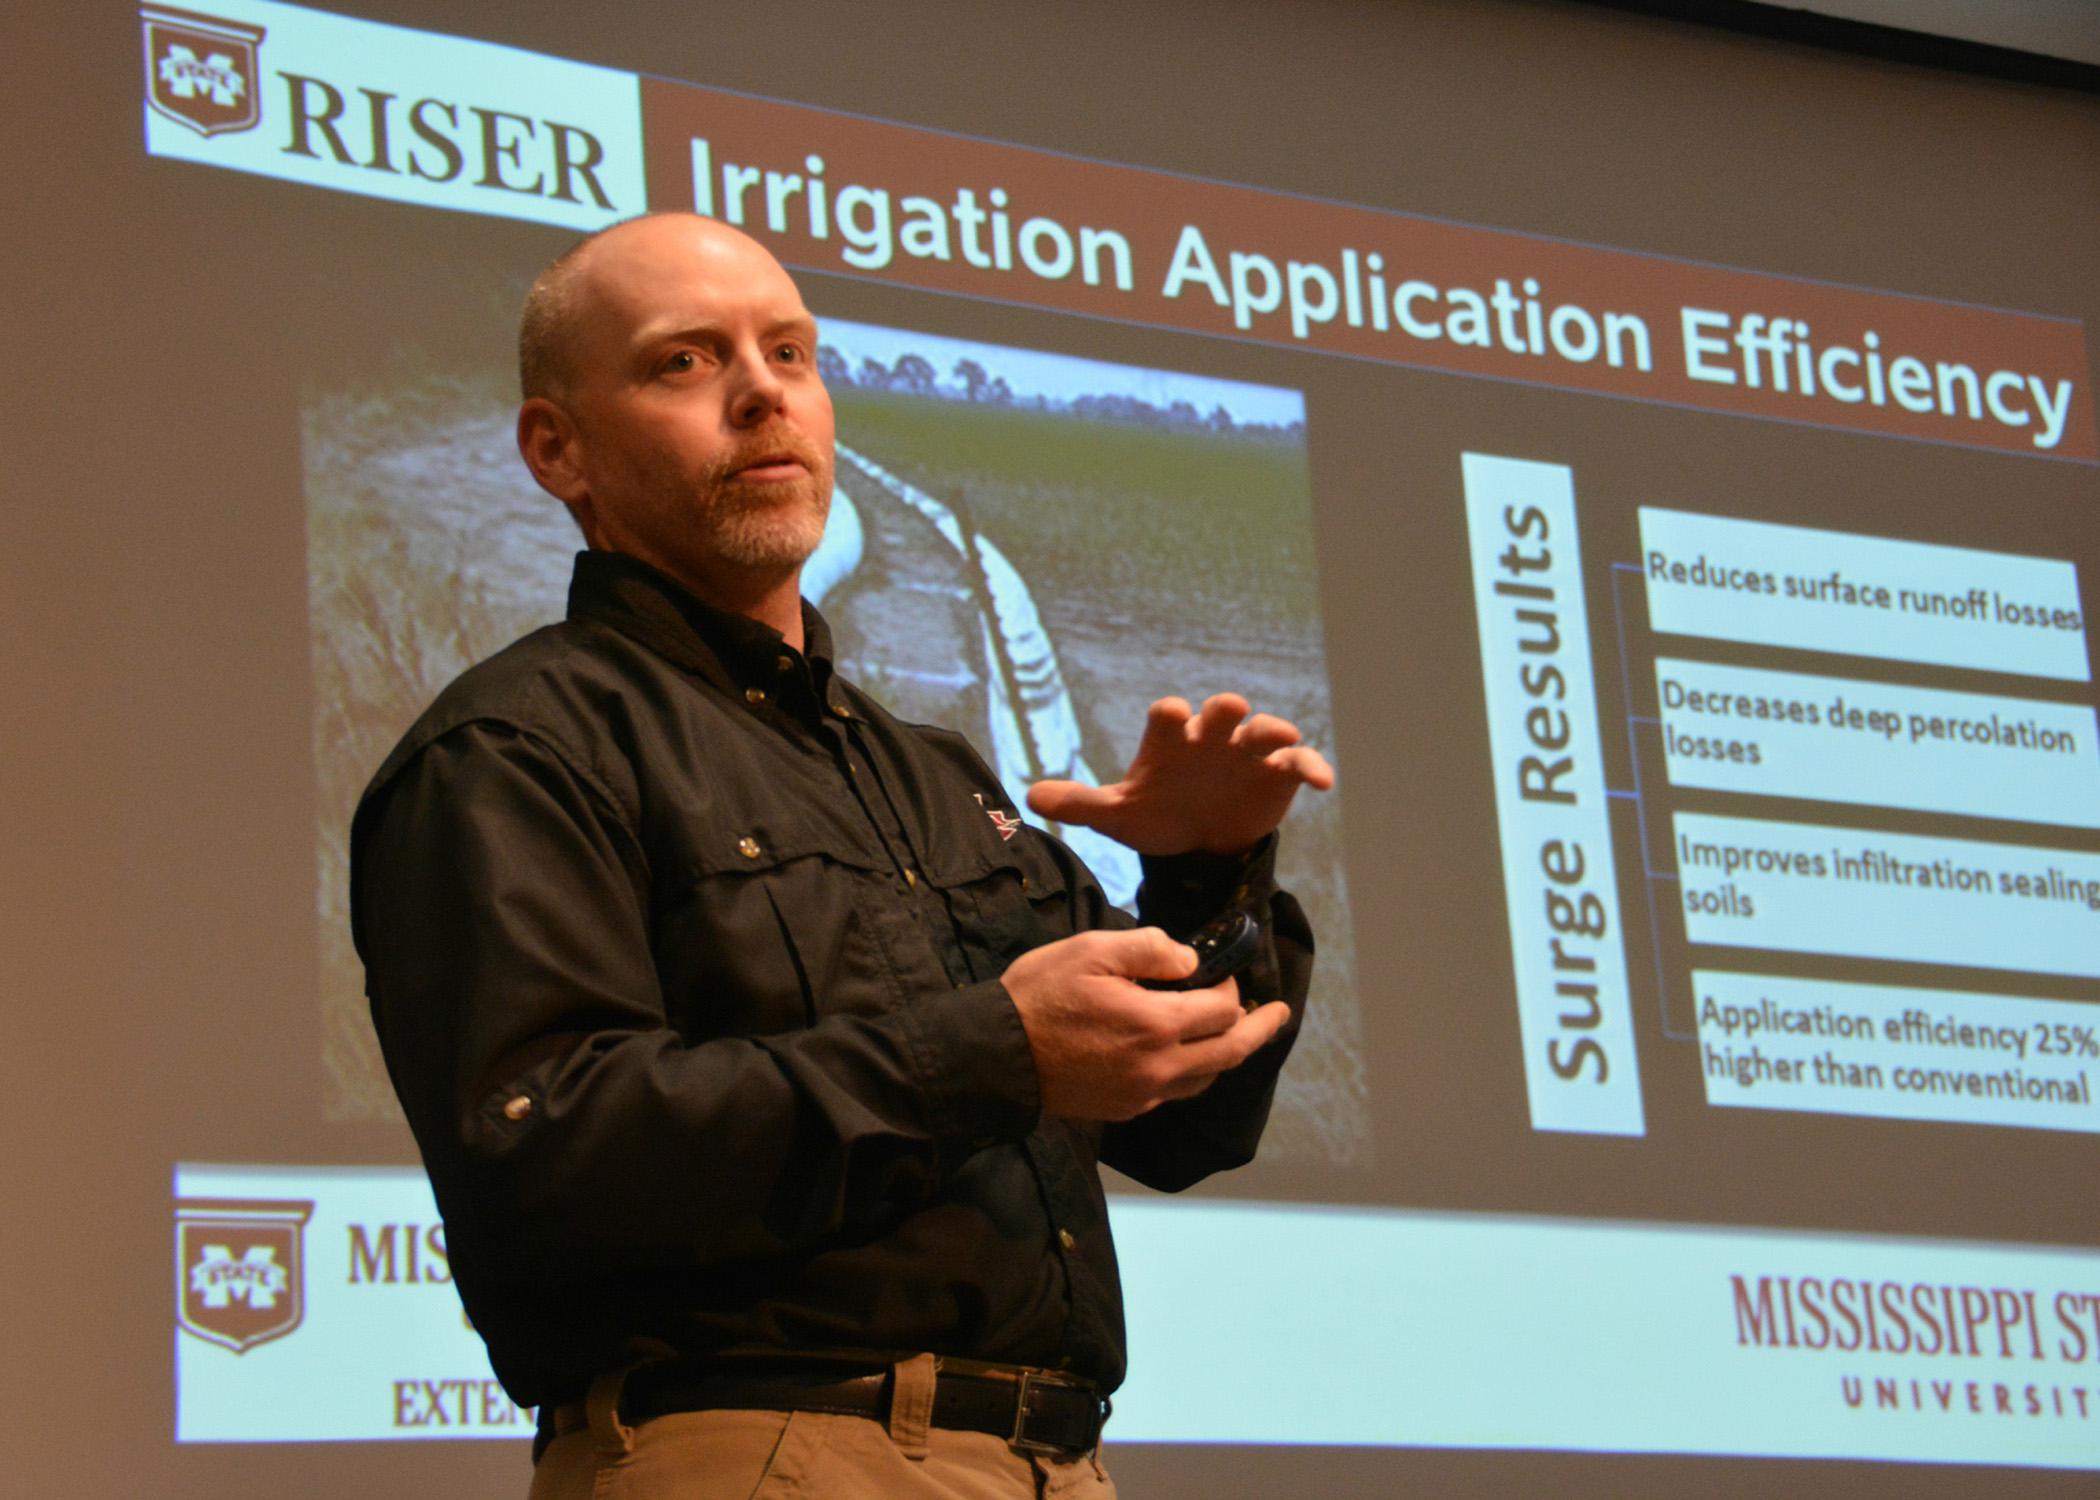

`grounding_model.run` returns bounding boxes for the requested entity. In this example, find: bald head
[517,213,802,404]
